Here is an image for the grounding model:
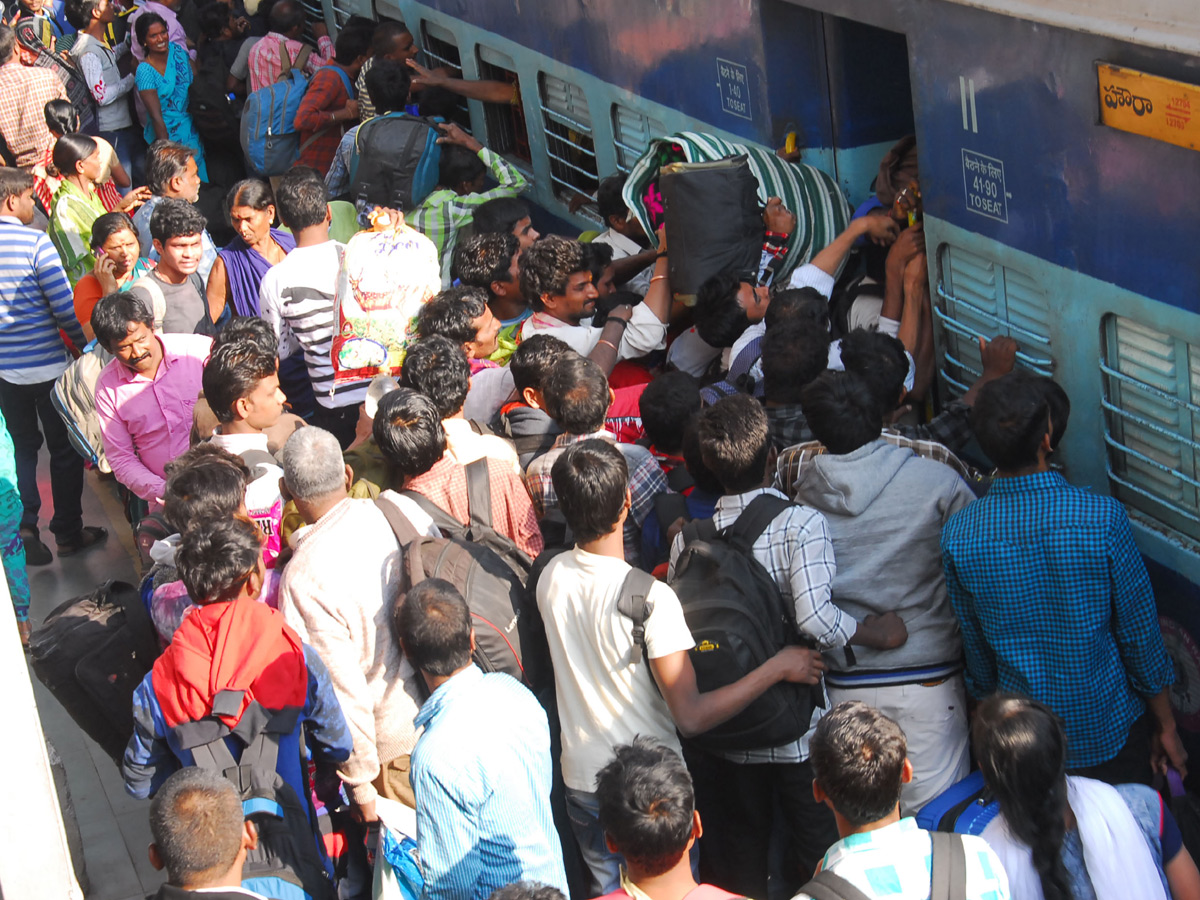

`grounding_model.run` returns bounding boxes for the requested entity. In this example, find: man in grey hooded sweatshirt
[792,369,976,812]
